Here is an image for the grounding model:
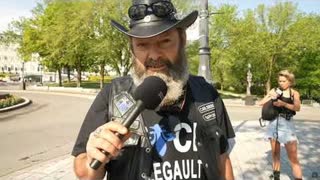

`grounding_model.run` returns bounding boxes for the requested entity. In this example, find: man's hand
[86,121,130,166]
[74,120,131,180]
